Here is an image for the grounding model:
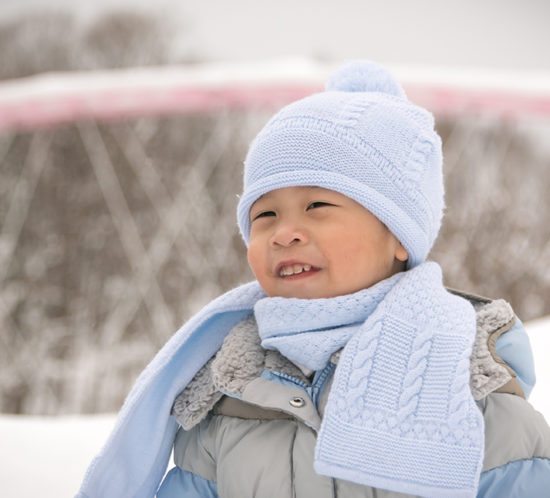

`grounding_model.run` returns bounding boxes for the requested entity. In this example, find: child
[77,61,550,498]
